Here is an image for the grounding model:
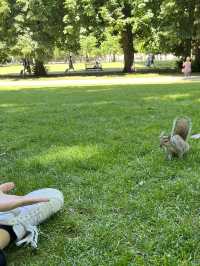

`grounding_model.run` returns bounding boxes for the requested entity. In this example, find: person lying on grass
[0,182,64,266]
